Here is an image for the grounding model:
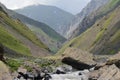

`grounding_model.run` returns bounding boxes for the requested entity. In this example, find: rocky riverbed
[1,47,120,80]
[12,52,120,80]
[13,66,90,80]
[13,64,120,80]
